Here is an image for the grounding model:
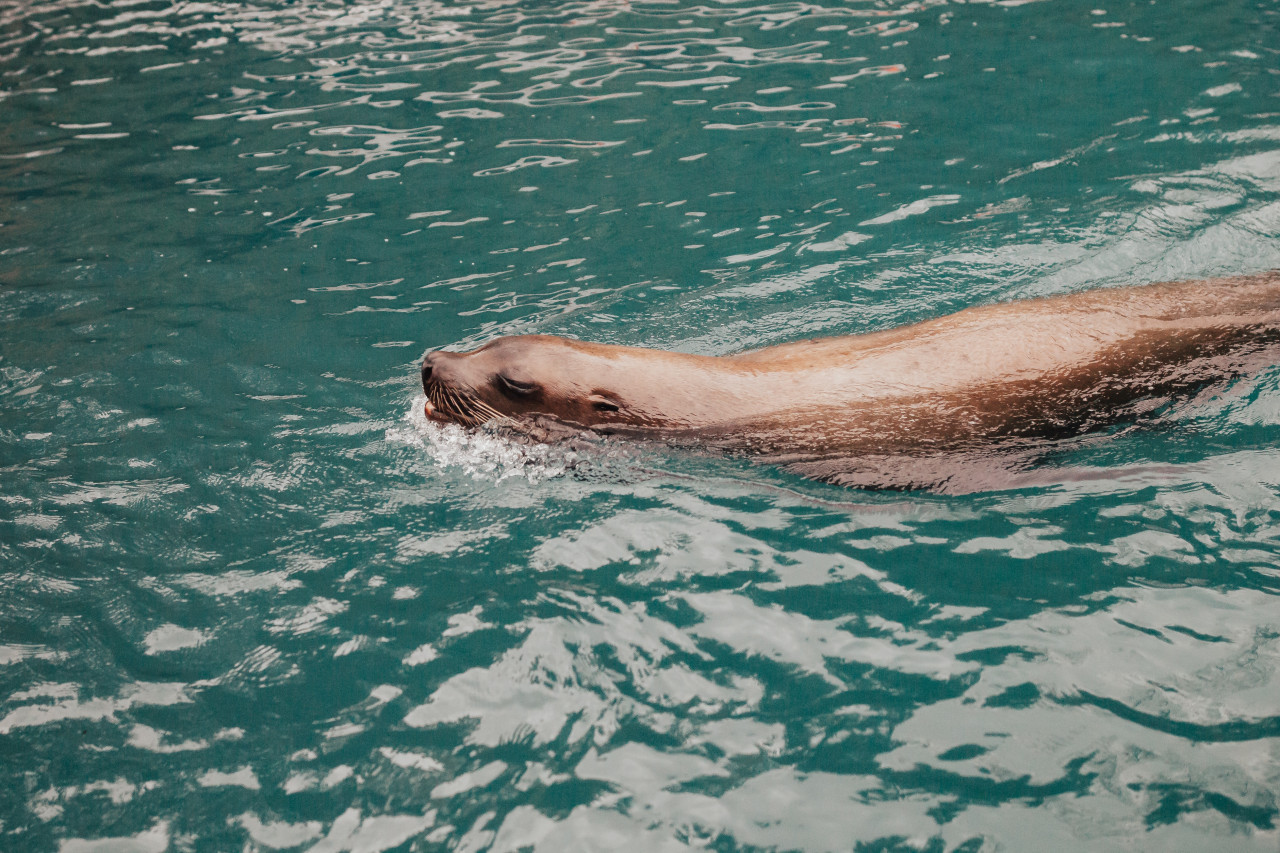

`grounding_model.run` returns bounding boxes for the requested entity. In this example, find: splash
[387,395,572,484]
